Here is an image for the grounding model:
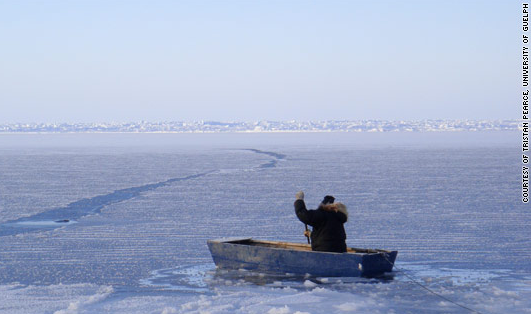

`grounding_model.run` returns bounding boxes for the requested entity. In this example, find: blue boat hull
[207,238,397,277]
